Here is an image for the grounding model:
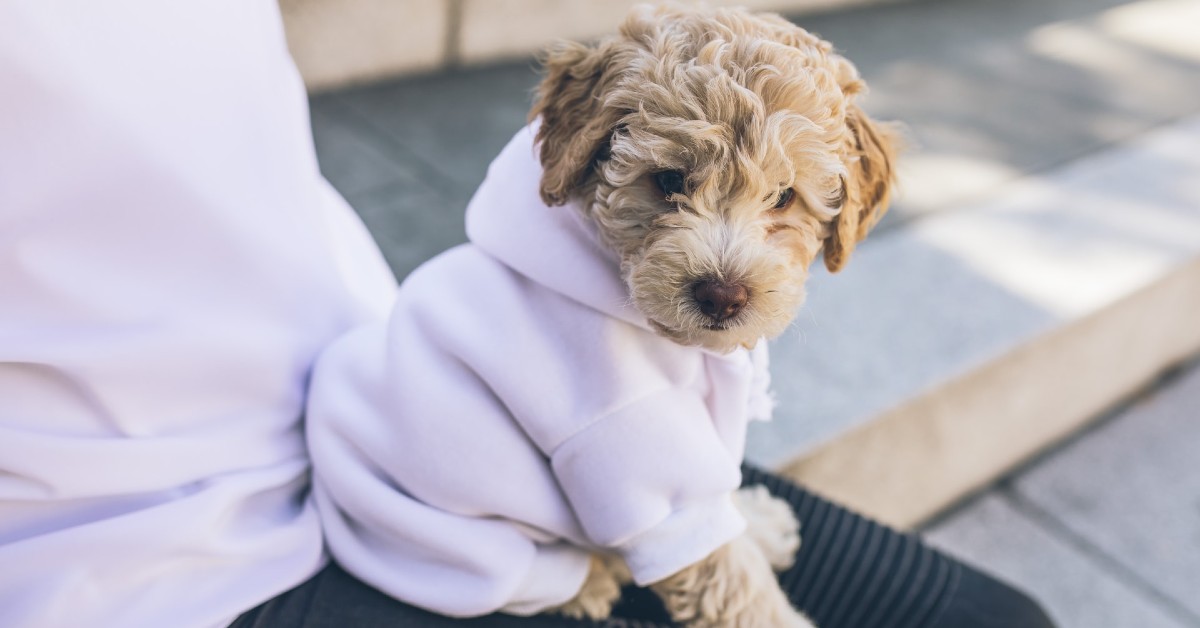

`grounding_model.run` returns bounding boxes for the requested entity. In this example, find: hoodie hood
[465,124,652,331]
